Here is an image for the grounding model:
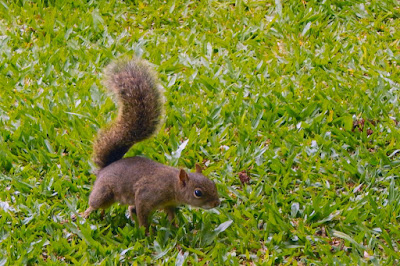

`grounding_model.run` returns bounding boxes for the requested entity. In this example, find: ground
[0,0,399,264]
